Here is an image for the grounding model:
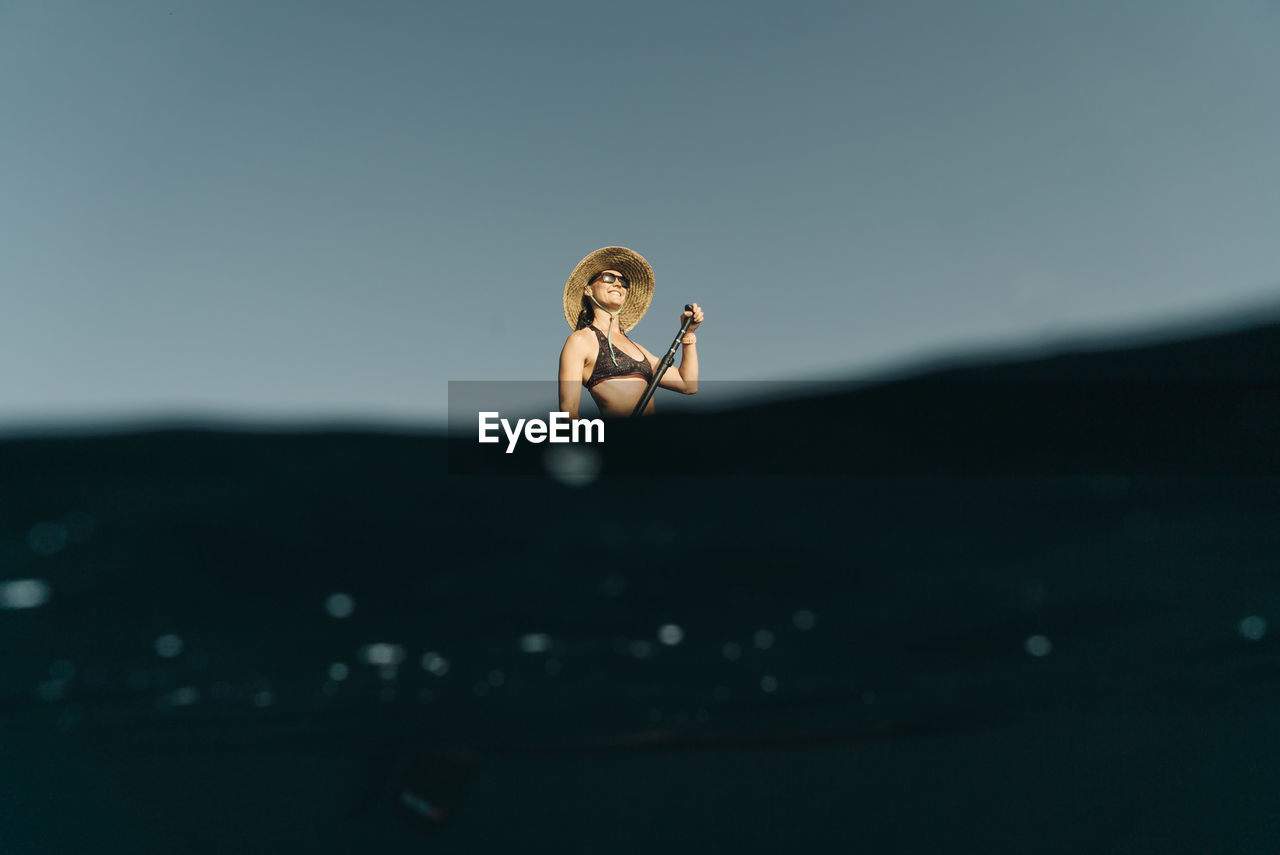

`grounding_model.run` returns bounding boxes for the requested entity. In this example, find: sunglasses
[593,272,630,290]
